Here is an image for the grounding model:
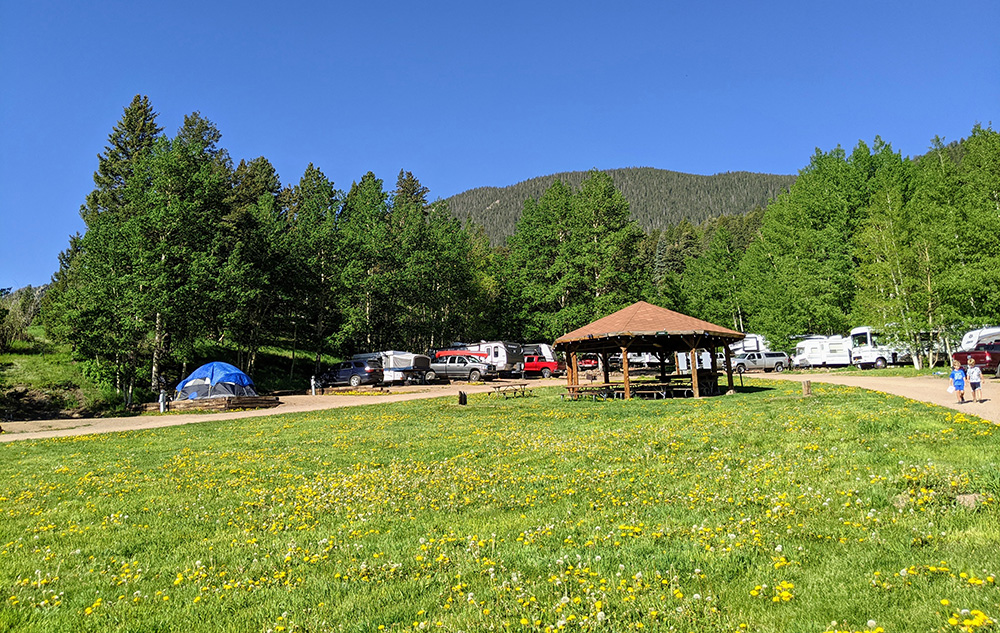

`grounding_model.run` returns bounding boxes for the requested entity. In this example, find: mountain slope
[445,167,796,243]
